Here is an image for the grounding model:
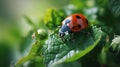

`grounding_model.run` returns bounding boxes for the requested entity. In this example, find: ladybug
[59,14,88,37]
